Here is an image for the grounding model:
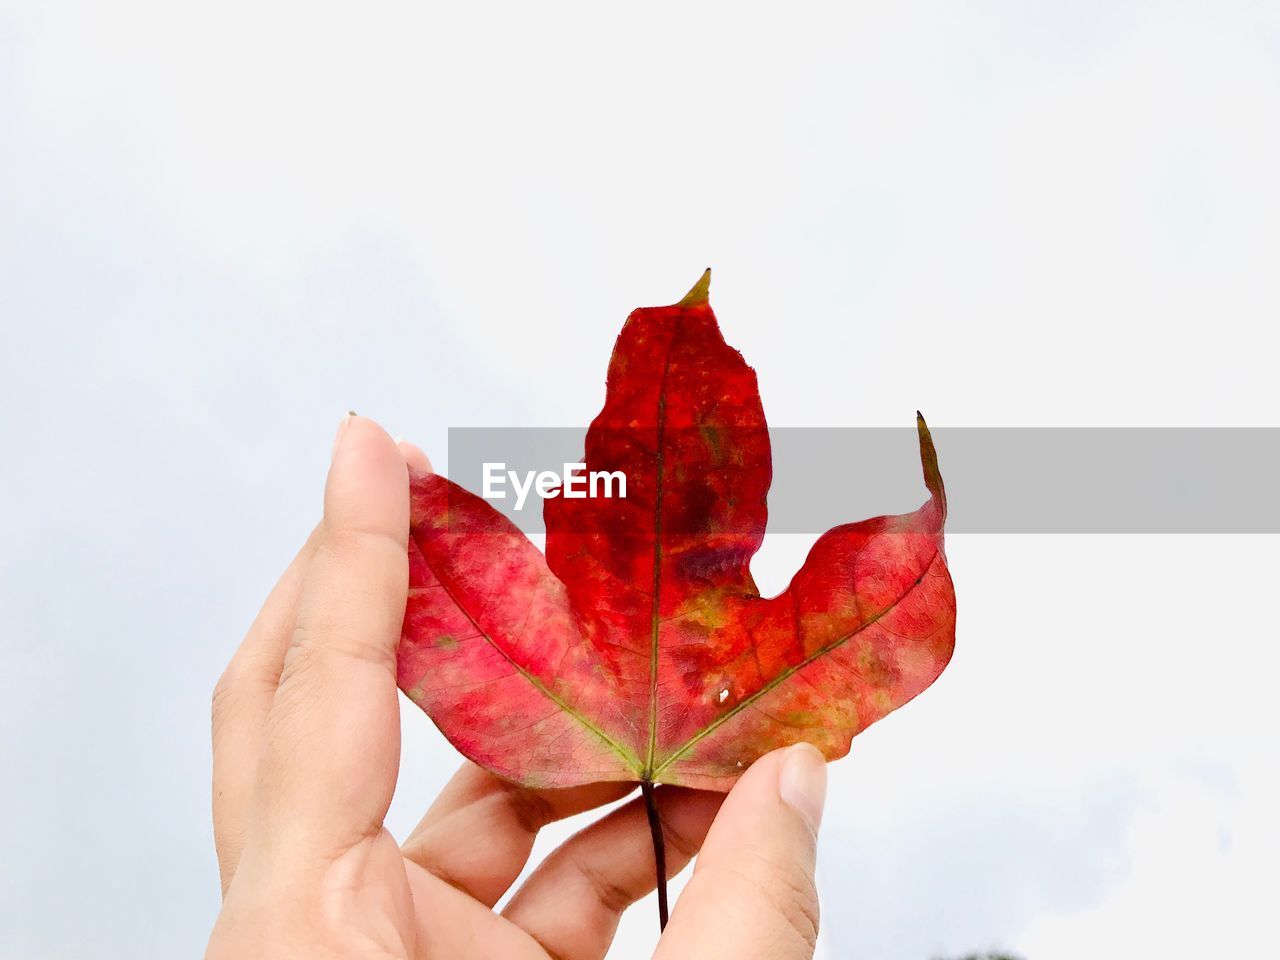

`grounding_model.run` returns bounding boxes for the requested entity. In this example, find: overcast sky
[2,2,1278,958]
